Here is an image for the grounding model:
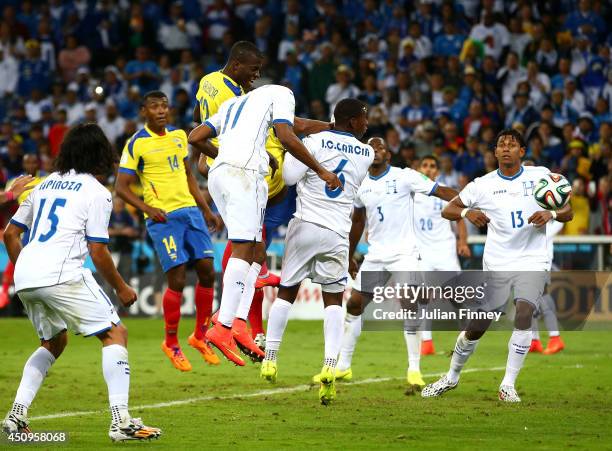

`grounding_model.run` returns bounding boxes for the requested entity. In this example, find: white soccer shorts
[353,252,421,293]
[208,163,268,242]
[17,271,121,341]
[280,218,348,293]
[419,250,461,271]
[479,271,547,312]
